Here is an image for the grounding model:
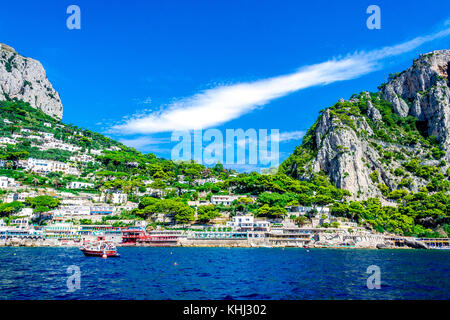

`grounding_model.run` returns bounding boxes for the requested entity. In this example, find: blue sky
[1,0,450,172]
